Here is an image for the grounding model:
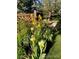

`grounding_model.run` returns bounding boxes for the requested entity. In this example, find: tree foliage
[17,0,33,12]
